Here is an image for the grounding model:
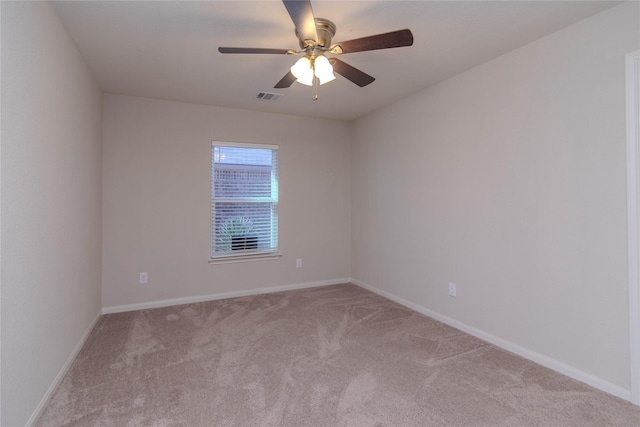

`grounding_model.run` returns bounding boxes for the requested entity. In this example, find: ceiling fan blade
[330,58,375,87]
[331,29,413,54]
[282,0,317,45]
[274,71,297,89]
[218,47,291,55]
